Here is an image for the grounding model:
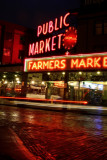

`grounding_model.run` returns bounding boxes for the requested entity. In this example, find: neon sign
[63,27,77,49]
[29,12,72,57]
[27,59,66,71]
[24,52,107,72]
[37,13,70,37]
[29,34,63,55]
